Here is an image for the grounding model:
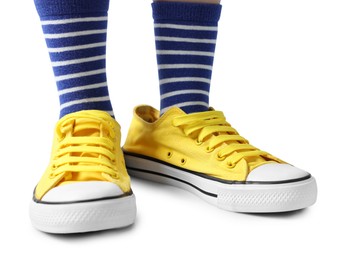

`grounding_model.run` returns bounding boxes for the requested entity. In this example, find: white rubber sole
[125,154,317,213]
[30,194,136,234]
